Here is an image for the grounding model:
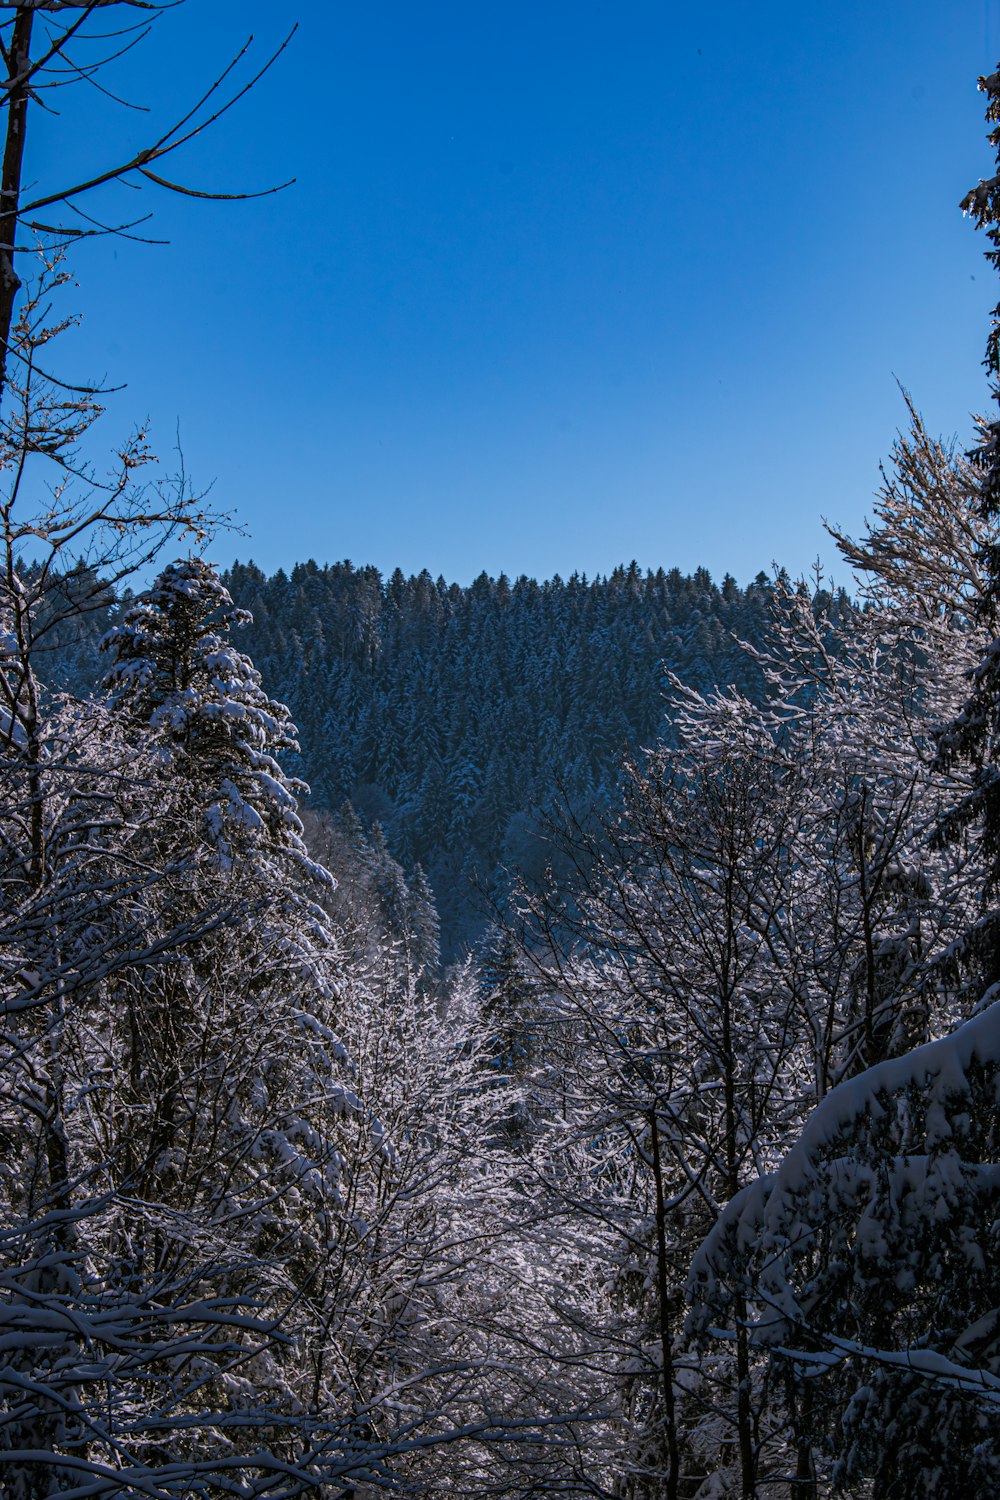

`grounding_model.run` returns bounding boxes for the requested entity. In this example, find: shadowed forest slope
[223,560,847,950]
